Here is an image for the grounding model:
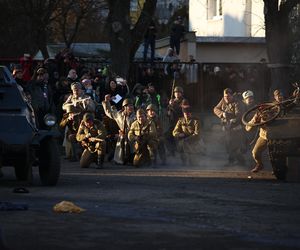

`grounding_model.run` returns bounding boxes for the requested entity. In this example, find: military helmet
[136,108,146,116]
[242,90,254,100]
[122,98,133,107]
[83,112,95,122]
[273,89,283,97]
[146,104,157,112]
[174,86,183,93]
[71,82,82,90]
